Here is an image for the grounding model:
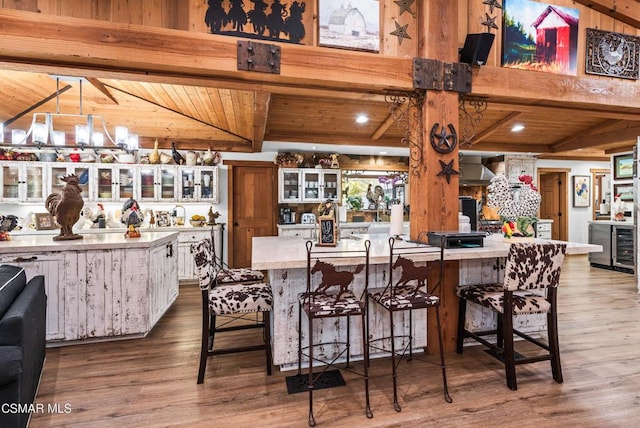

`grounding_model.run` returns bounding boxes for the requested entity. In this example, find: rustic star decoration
[430,123,458,154]
[394,0,416,17]
[390,21,412,45]
[436,159,460,184]
[482,0,502,14]
[481,13,499,32]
